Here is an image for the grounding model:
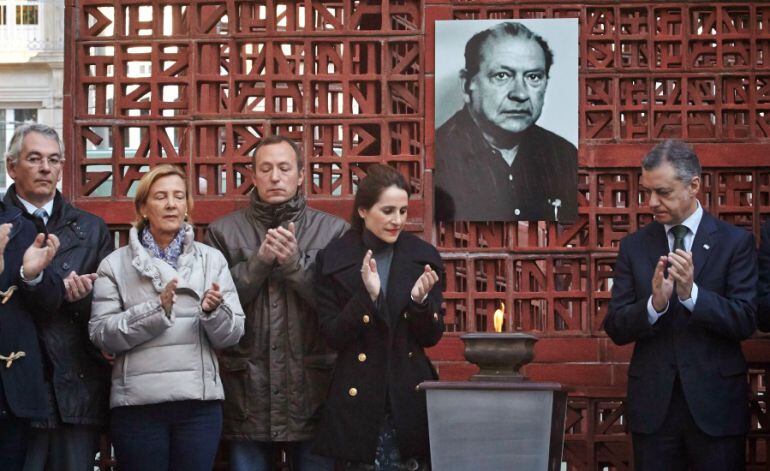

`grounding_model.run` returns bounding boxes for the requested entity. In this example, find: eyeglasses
[23,156,65,168]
